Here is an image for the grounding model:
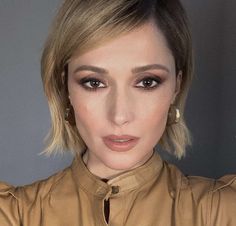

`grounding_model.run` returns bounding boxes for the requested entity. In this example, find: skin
[67,19,182,180]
